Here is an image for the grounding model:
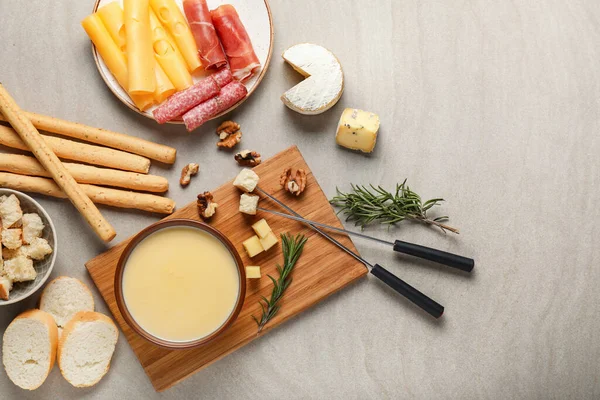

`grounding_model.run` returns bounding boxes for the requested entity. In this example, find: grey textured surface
[1,1,600,399]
